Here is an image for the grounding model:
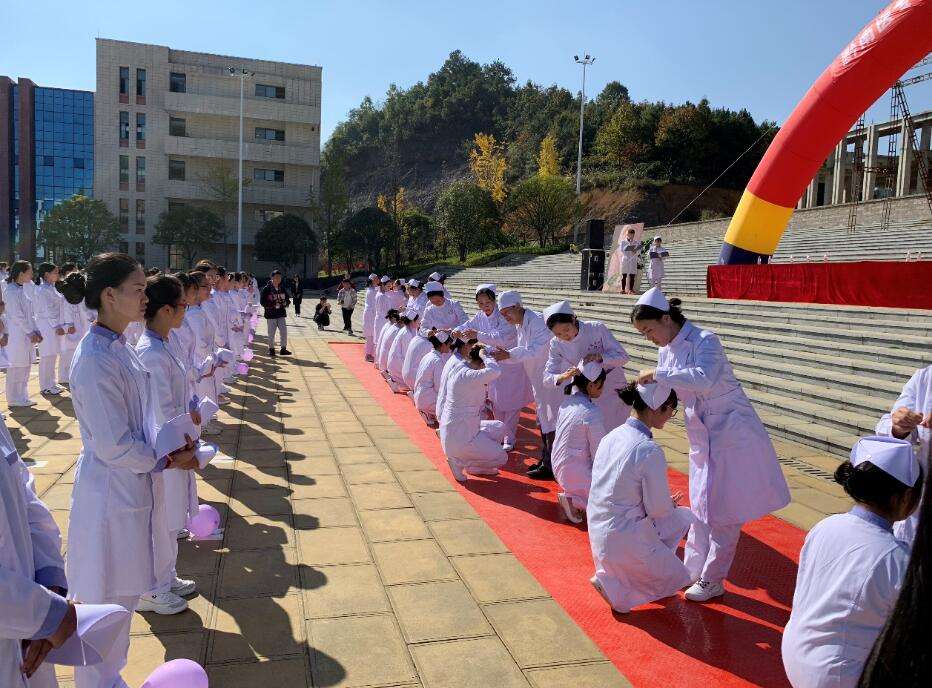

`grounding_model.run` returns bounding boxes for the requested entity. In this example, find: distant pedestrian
[260,269,291,356]
[313,296,332,331]
[336,278,358,334]
[290,275,304,315]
